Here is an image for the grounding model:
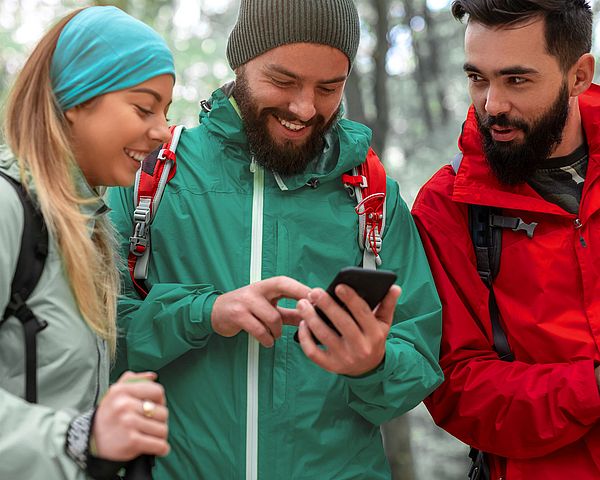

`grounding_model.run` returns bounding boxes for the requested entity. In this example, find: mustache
[479,113,529,133]
[260,107,324,127]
